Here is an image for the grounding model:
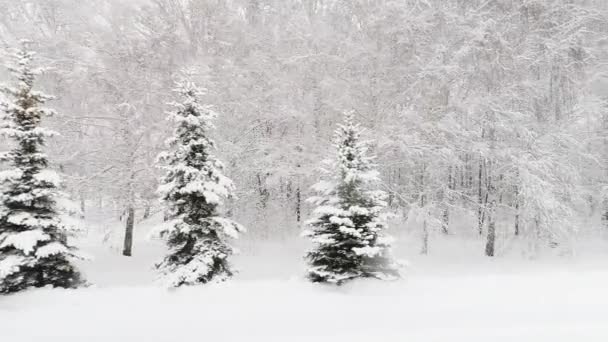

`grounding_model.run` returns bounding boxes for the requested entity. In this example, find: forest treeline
[0,0,606,259]
[0,44,399,291]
